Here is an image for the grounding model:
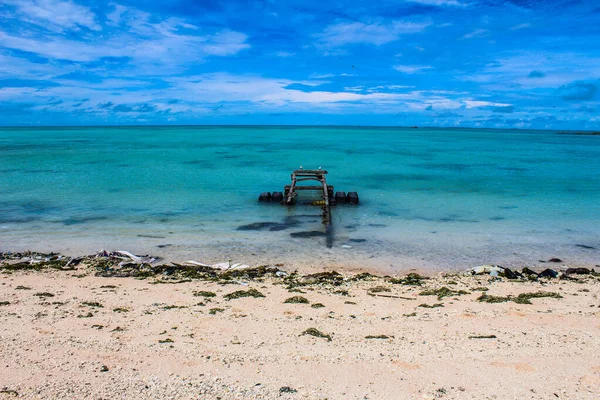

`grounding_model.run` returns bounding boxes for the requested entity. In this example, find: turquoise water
[1,126,599,272]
